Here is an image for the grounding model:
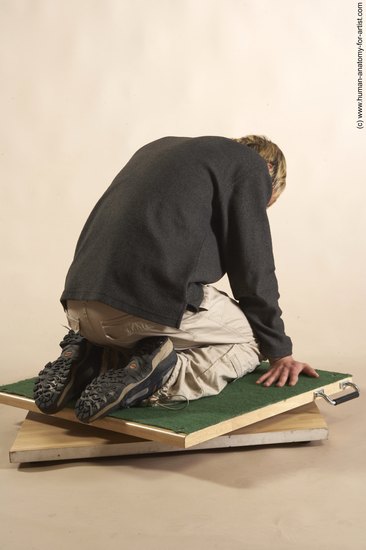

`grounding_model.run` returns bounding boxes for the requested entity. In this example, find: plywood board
[9,402,328,463]
[0,368,352,448]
